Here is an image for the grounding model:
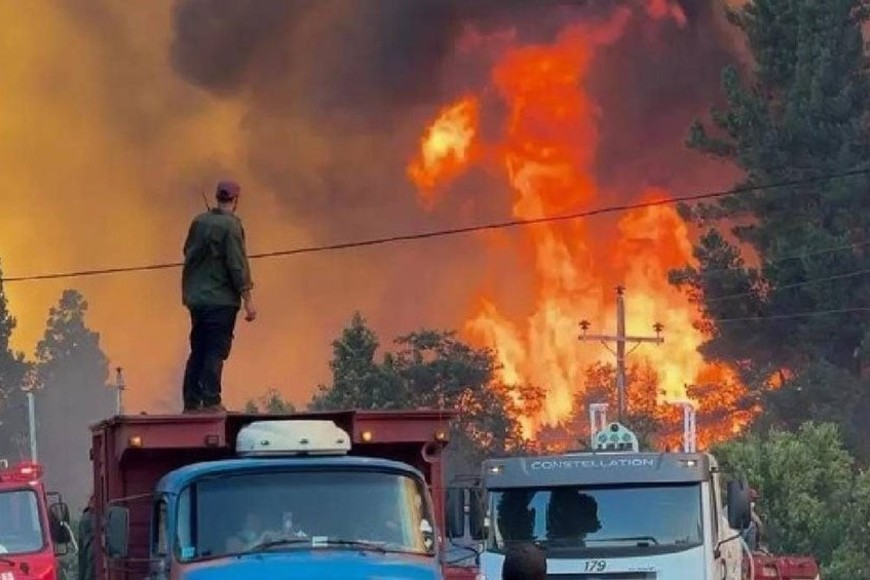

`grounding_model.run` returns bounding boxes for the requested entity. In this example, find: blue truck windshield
[175,469,436,561]
[489,483,702,556]
[0,489,44,555]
